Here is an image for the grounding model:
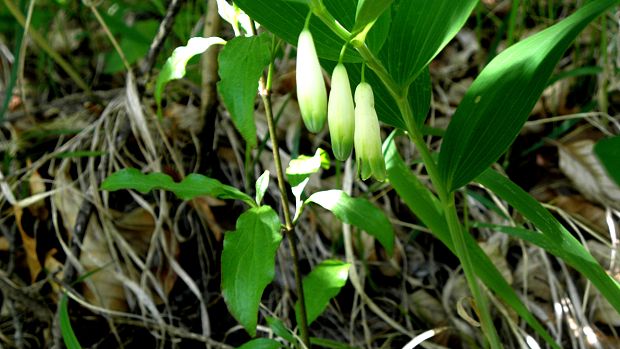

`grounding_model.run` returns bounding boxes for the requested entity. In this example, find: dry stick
[140,0,185,79]
[198,0,222,173]
[259,65,311,348]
